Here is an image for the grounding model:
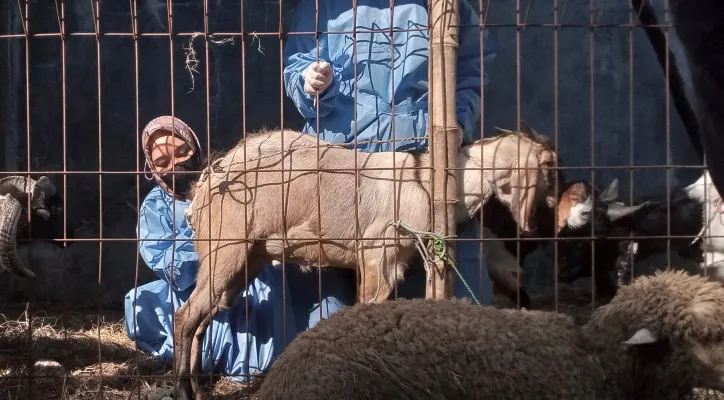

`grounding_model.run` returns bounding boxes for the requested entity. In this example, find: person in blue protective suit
[283,0,496,303]
[123,116,356,387]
